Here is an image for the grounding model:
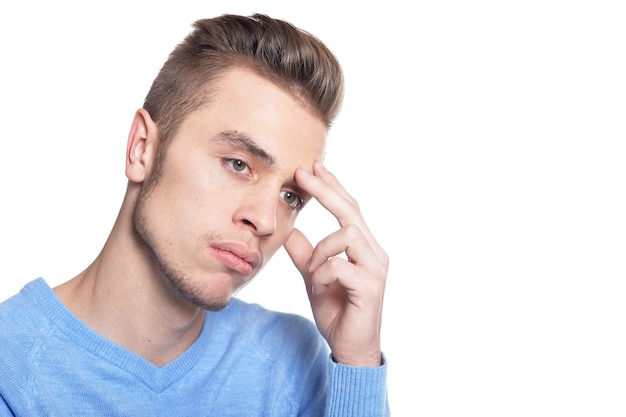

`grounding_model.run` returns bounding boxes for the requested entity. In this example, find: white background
[1,1,625,415]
